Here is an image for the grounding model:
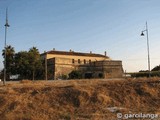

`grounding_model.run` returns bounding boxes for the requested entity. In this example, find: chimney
[104,51,107,56]
[70,49,72,52]
[53,48,55,51]
[90,51,92,54]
